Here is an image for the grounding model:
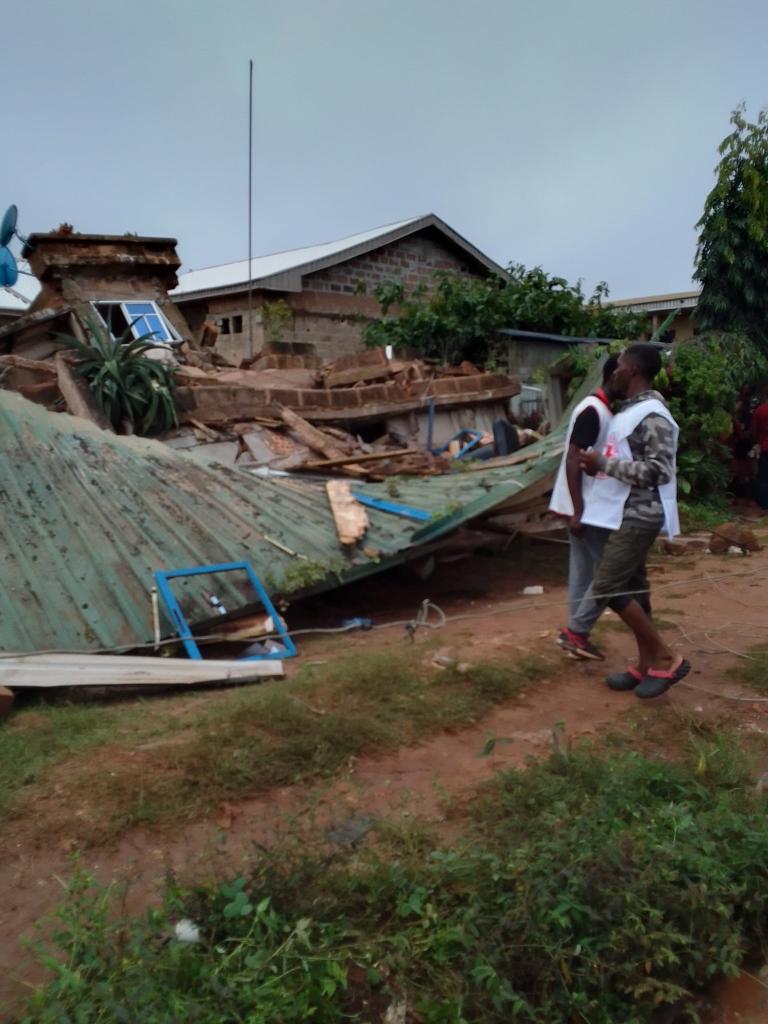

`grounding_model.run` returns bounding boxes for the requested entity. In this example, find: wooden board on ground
[0,654,284,690]
[326,479,369,545]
